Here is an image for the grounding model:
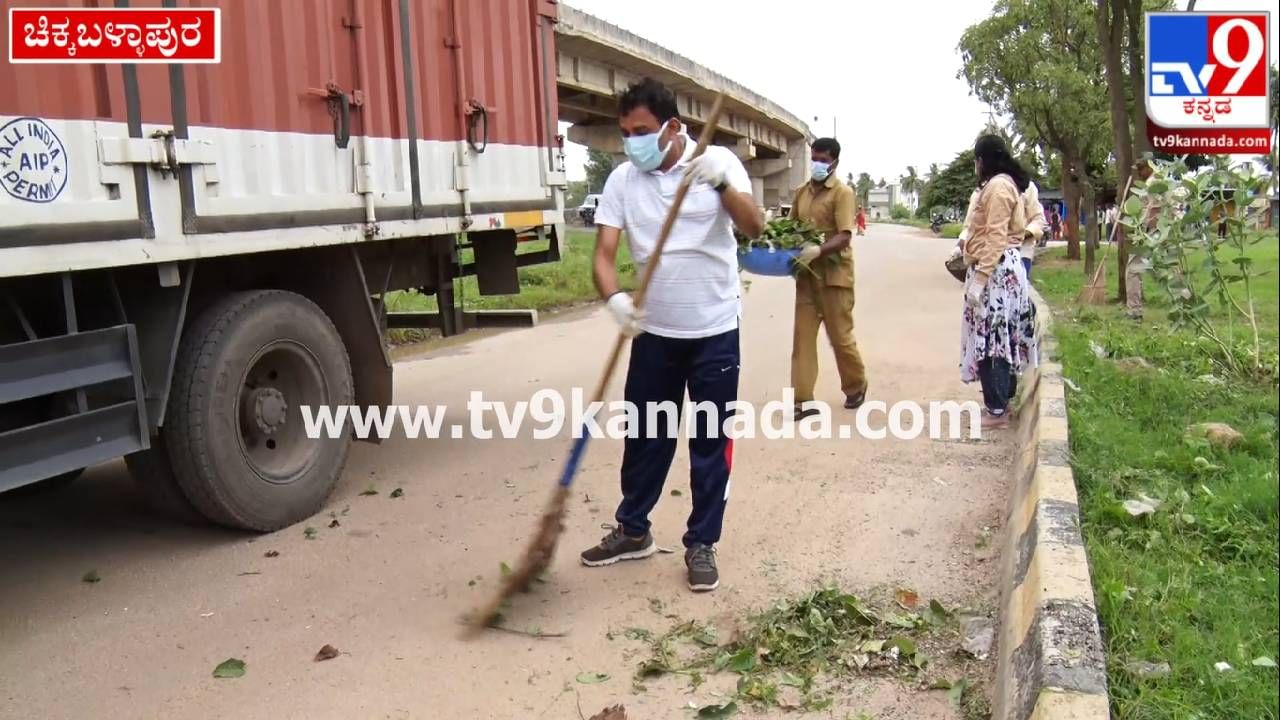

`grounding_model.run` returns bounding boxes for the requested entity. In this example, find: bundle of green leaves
[736,217,823,251]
